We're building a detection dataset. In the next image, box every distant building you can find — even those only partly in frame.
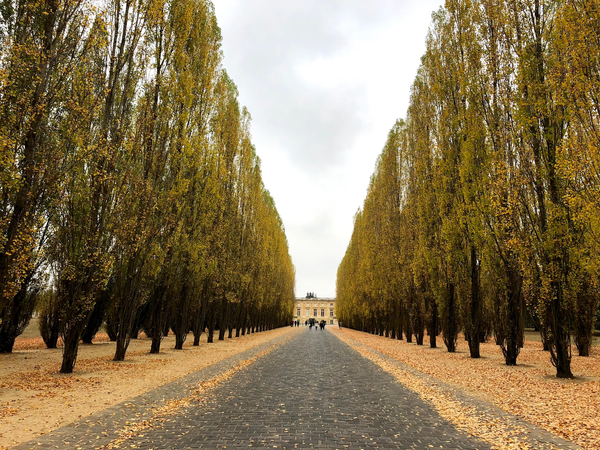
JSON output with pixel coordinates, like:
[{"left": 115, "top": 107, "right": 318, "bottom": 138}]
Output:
[{"left": 294, "top": 296, "right": 337, "bottom": 325}]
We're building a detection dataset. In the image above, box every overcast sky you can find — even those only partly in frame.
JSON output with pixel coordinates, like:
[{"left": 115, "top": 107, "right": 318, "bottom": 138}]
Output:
[{"left": 212, "top": 0, "right": 444, "bottom": 298}]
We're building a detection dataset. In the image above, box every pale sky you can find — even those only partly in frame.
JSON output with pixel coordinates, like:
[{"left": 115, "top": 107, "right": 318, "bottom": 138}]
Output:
[{"left": 212, "top": 0, "right": 444, "bottom": 297}]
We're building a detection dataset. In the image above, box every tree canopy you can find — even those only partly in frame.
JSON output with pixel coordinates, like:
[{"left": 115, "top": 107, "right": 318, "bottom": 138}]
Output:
[
  {"left": 0, "top": 0, "right": 295, "bottom": 373},
  {"left": 336, "top": 0, "right": 600, "bottom": 379}
]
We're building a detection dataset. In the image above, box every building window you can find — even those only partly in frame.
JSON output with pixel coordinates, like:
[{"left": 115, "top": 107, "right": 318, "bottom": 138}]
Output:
[
  {"left": 313, "top": 309, "right": 317, "bottom": 317},
  {"left": 330, "top": 309, "right": 333, "bottom": 317},
  {"left": 321, "top": 309, "right": 325, "bottom": 317},
  {"left": 306, "top": 309, "right": 310, "bottom": 317},
  {"left": 297, "top": 309, "right": 301, "bottom": 317},
  {"left": 330, "top": 303, "right": 333, "bottom": 307}
]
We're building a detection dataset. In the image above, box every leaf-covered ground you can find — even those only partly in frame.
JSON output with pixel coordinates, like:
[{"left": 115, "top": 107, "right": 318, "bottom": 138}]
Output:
[
  {"left": 333, "top": 328, "right": 599, "bottom": 450},
  {"left": 12, "top": 333, "right": 111, "bottom": 351},
  {"left": 0, "top": 327, "right": 299, "bottom": 449},
  {"left": 101, "top": 345, "right": 278, "bottom": 449}
]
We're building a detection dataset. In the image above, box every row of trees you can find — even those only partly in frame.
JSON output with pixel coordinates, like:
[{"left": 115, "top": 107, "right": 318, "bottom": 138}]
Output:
[
  {"left": 0, "top": 0, "right": 295, "bottom": 373},
  {"left": 337, "top": 0, "right": 600, "bottom": 378}
]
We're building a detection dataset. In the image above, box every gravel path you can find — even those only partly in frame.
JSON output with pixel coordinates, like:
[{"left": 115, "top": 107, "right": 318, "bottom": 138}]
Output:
[{"left": 118, "top": 327, "right": 490, "bottom": 449}]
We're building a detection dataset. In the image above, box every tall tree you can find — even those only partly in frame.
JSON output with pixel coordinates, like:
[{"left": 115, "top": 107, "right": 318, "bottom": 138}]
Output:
[{"left": 0, "top": 0, "right": 97, "bottom": 352}]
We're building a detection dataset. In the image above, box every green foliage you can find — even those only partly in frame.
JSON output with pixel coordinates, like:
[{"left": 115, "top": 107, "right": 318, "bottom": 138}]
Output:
[
  {"left": 337, "top": 0, "right": 600, "bottom": 378},
  {"left": 0, "top": 0, "right": 295, "bottom": 370}
]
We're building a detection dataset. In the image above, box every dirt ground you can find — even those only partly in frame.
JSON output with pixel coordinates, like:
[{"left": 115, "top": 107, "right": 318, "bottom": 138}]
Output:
[
  {"left": 0, "top": 325, "right": 299, "bottom": 449},
  {"left": 333, "top": 328, "right": 600, "bottom": 450}
]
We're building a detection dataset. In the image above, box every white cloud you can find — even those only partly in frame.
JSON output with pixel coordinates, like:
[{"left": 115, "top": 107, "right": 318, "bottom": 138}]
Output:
[{"left": 213, "top": 0, "right": 444, "bottom": 297}]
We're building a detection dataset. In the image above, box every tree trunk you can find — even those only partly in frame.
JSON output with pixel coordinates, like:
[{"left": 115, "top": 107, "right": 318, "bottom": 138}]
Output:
[
  {"left": 150, "top": 335, "right": 161, "bottom": 354},
  {"left": 147, "top": 285, "right": 167, "bottom": 354},
  {"left": 81, "top": 291, "right": 110, "bottom": 344},
  {"left": 113, "top": 293, "right": 135, "bottom": 361},
  {"left": 429, "top": 298, "right": 438, "bottom": 349},
  {"left": 175, "top": 332, "right": 185, "bottom": 350},
  {"left": 207, "top": 308, "right": 216, "bottom": 343},
  {"left": 499, "top": 267, "right": 523, "bottom": 366},
  {"left": 46, "top": 330, "right": 59, "bottom": 349},
  {"left": 192, "top": 300, "right": 207, "bottom": 346},
  {"left": 466, "top": 246, "right": 481, "bottom": 358},
  {"left": 415, "top": 328, "right": 424, "bottom": 346},
  {"left": 467, "top": 332, "right": 480, "bottom": 358},
  {"left": 218, "top": 299, "right": 228, "bottom": 341},
  {"left": 502, "top": 342, "right": 519, "bottom": 366},
  {"left": 550, "top": 282, "right": 573, "bottom": 378},
  {"left": 577, "top": 343, "right": 590, "bottom": 357},
  {"left": 443, "top": 282, "right": 458, "bottom": 352},
  {"left": 0, "top": 272, "right": 38, "bottom": 353},
  {"left": 541, "top": 329, "right": 550, "bottom": 351},
  {"left": 219, "top": 300, "right": 229, "bottom": 341},
  {"left": 114, "top": 334, "right": 128, "bottom": 360},
  {"left": 397, "top": 309, "right": 403, "bottom": 340},
  {"left": 574, "top": 282, "right": 597, "bottom": 357},
  {"left": 0, "top": 333, "right": 16, "bottom": 353},
  {"left": 60, "top": 329, "right": 82, "bottom": 374},
  {"left": 413, "top": 299, "right": 425, "bottom": 346},
  {"left": 429, "top": 328, "right": 436, "bottom": 348}
]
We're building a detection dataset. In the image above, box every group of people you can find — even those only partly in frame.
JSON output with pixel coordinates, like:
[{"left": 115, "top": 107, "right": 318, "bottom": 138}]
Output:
[
  {"left": 307, "top": 320, "right": 326, "bottom": 330},
  {"left": 290, "top": 319, "right": 342, "bottom": 330},
  {"left": 290, "top": 319, "right": 328, "bottom": 330}
]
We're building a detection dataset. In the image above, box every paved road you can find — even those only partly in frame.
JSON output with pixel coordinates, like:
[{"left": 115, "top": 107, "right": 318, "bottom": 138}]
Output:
[{"left": 126, "top": 327, "right": 490, "bottom": 449}]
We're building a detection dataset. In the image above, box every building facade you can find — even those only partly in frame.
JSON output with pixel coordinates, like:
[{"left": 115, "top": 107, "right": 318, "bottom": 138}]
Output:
[{"left": 293, "top": 297, "right": 337, "bottom": 325}]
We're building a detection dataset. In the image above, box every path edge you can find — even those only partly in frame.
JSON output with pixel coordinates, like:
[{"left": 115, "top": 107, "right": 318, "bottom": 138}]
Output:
[
  {"left": 330, "top": 328, "right": 583, "bottom": 450},
  {"left": 13, "top": 329, "right": 300, "bottom": 450}
]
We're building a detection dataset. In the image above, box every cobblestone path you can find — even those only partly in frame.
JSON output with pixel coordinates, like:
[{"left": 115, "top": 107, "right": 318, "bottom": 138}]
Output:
[{"left": 124, "top": 328, "right": 490, "bottom": 449}]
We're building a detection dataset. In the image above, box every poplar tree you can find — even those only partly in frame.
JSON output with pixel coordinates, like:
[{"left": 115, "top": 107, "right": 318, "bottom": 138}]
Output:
[
  {"left": 0, "top": 0, "right": 95, "bottom": 352},
  {"left": 1, "top": 0, "right": 296, "bottom": 371},
  {"left": 337, "top": 0, "right": 598, "bottom": 378}
]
